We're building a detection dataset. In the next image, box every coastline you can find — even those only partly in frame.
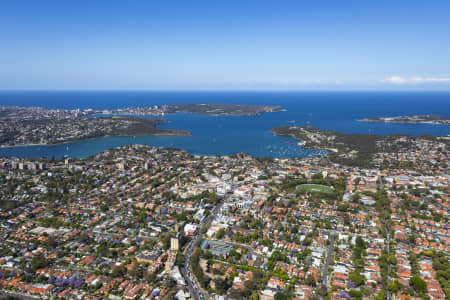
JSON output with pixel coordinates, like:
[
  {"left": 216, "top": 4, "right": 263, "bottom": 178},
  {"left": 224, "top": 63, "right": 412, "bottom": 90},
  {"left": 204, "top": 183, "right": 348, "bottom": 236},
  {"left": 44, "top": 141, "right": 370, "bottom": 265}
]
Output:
[
  {"left": 1, "top": 92, "right": 449, "bottom": 159},
  {"left": 0, "top": 131, "right": 192, "bottom": 149},
  {"left": 358, "top": 119, "right": 448, "bottom": 125},
  {"left": 358, "top": 116, "right": 450, "bottom": 126}
]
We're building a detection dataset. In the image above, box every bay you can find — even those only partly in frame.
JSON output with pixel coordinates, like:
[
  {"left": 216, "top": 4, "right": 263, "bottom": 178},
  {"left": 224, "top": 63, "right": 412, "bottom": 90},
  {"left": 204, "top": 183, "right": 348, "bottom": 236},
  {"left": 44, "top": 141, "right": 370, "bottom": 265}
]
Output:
[{"left": 0, "top": 91, "right": 449, "bottom": 158}]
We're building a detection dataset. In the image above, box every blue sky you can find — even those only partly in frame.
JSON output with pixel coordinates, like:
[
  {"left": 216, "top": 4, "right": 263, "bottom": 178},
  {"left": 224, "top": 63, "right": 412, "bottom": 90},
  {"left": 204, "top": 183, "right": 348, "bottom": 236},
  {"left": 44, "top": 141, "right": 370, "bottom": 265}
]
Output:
[{"left": 1, "top": 0, "right": 450, "bottom": 90}]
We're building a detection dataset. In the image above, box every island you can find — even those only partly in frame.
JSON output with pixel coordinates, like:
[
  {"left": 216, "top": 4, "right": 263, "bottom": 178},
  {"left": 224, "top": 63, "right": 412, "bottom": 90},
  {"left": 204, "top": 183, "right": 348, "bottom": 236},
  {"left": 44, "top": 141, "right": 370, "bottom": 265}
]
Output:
[
  {"left": 359, "top": 114, "right": 449, "bottom": 126},
  {"left": 271, "top": 126, "right": 447, "bottom": 167}
]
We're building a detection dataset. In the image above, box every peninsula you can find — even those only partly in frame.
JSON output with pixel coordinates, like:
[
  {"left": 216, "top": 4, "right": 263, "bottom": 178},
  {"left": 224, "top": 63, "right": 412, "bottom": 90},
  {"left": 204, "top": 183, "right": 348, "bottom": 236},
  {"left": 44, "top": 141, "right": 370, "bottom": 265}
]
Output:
[
  {"left": 270, "top": 126, "right": 446, "bottom": 167},
  {"left": 0, "top": 106, "right": 190, "bottom": 147},
  {"left": 359, "top": 114, "right": 450, "bottom": 126},
  {"left": 0, "top": 103, "right": 282, "bottom": 147},
  {"left": 103, "top": 103, "right": 283, "bottom": 116}
]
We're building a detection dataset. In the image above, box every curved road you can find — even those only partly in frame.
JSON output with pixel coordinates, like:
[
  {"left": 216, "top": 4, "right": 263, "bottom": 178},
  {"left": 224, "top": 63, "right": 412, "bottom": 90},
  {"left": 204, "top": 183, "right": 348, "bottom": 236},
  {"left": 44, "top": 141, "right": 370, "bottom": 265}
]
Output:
[{"left": 180, "top": 194, "right": 228, "bottom": 300}]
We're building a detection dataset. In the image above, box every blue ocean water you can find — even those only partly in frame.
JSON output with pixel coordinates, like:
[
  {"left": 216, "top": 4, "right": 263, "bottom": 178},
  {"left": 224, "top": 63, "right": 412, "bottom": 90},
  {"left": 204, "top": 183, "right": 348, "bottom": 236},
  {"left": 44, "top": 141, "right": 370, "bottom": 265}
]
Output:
[{"left": 0, "top": 91, "right": 449, "bottom": 158}]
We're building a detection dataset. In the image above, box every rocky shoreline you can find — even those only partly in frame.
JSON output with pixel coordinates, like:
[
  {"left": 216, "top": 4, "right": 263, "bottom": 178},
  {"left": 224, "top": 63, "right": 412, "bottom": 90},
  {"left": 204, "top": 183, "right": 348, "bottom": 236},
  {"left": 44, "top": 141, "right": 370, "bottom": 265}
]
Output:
[{"left": 359, "top": 114, "right": 449, "bottom": 126}]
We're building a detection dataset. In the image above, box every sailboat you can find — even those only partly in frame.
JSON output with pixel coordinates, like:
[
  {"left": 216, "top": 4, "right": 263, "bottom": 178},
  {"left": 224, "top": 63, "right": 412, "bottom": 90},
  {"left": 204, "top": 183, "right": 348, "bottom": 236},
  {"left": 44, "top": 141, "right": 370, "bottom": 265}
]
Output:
[{"left": 64, "top": 145, "right": 69, "bottom": 158}]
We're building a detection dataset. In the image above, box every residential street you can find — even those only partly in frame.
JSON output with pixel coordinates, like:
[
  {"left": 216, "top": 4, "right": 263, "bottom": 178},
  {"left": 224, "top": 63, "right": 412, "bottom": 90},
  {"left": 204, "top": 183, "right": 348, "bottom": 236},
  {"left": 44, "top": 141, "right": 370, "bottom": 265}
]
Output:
[{"left": 180, "top": 193, "right": 228, "bottom": 300}]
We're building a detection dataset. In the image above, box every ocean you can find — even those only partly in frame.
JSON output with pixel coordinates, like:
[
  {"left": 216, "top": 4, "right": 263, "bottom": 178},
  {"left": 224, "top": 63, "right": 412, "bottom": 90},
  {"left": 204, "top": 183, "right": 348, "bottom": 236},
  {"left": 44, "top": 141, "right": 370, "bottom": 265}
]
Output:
[{"left": 0, "top": 91, "right": 449, "bottom": 158}]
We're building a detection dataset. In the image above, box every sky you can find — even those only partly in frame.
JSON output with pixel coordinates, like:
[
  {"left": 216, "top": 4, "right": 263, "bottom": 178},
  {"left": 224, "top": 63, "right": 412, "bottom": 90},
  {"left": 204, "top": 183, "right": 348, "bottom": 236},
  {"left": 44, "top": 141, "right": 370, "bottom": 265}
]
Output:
[{"left": 1, "top": 0, "right": 450, "bottom": 91}]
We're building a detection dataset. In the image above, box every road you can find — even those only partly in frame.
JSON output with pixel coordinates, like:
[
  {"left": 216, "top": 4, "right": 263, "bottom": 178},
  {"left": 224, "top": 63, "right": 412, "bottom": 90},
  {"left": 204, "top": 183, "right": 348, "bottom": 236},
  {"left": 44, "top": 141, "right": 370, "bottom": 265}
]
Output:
[
  {"left": 0, "top": 290, "right": 39, "bottom": 300},
  {"left": 180, "top": 193, "right": 228, "bottom": 300},
  {"left": 319, "top": 232, "right": 335, "bottom": 299},
  {"left": 385, "top": 229, "right": 392, "bottom": 300},
  {"left": 378, "top": 178, "right": 392, "bottom": 300}
]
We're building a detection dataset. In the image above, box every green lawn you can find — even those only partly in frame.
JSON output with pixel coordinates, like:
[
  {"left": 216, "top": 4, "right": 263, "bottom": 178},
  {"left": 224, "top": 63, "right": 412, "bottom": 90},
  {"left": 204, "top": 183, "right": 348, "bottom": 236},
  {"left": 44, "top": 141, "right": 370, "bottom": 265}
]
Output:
[{"left": 296, "top": 184, "right": 334, "bottom": 194}]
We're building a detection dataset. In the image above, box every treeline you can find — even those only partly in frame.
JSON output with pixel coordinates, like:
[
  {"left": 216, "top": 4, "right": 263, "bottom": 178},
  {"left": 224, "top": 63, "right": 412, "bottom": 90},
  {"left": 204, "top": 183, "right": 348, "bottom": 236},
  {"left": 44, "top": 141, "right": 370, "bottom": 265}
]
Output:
[
  {"left": 191, "top": 248, "right": 210, "bottom": 289},
  {"left": 432, "top": 251, "right": 449, "bottom": 298}
]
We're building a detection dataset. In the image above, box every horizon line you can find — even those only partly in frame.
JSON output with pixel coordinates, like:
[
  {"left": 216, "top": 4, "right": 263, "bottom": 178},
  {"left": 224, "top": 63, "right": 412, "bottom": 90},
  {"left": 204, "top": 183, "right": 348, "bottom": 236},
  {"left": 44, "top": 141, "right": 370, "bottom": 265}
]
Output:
[{"left": 1, "top": 89, "right": 450, "bottom": 93}]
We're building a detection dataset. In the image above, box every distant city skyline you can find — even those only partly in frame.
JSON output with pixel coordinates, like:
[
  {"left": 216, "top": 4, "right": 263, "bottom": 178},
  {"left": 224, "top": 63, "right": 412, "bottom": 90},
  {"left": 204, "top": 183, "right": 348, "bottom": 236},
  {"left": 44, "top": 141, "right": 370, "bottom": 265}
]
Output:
[{"left": 1, "top": 0, "right": 450, "bottom": 90}]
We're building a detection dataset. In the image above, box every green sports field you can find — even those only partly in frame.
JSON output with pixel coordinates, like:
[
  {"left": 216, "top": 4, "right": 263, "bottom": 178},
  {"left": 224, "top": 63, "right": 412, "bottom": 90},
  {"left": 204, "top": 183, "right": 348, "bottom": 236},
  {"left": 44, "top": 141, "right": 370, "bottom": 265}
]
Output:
[{"left": 296, "top": 184, "right": 334, "bottom": 194}]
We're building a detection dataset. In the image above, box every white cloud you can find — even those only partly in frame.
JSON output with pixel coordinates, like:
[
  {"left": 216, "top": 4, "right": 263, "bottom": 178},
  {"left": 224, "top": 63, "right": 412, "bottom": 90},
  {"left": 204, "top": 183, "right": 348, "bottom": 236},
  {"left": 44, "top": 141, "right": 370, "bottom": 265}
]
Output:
[
  {"left": 410, "top": 76, "right": 450, "bottom": 83},
  {"left": 383, "top": 76, "right": 409, "bottom": 84},
  {"left": 383, "top": 76, "right": 450, "bottom": 85}
]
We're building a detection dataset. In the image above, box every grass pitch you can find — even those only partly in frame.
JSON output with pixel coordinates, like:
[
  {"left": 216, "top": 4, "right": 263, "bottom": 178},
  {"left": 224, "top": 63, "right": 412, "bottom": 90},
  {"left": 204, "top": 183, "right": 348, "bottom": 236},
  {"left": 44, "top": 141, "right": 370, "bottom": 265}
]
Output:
[{"left": 297, "top": 184, "right": 334, "bottom": 194}]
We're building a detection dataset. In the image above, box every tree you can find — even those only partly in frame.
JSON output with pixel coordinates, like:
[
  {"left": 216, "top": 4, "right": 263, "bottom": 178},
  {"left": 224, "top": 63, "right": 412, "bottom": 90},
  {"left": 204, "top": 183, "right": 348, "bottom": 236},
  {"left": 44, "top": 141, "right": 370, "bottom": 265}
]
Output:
[
  {"left": 161, "top": 234, "right": 171, "bottom": 250},
  {"left": 349, "top": 290, "right": 363, "bottom": 299},
  {"left": 388, "top": 254, "right": 397, "bottom": 265},
  {"left": 275, "top": 292, "right": 289, "bottom": 300},
  {"left": 388, "top": 280, "right": 402, "bottom": 293},
  {"left": 96, "top": 241, "right": 110, "bottom": 257},
  {"left": 338, "top": 203, "right": 349, "bottom": 212},
  {"left": 318, "top": 285, "right": 328, "bottom": 297},
  {"left": 31, "top": 254, "right": 49, "bottom": 272},
  {"left": 175, "top": 253, "right": 184, "bottom": 266},
  {"left": 111, "top": 265, "right": 127, "bottom": 277},
  {"left": 216, "top": 228, "right": 226, "bottom": 239},
  {"left": 351, "top": 193, "right": 361, "bottom": 202},
  {"left": 349, "top": 272, "right": 365, "bottom": 286},
  {"left": 214, "top": 278, "right": 229, "bottom": 294},
  {"left": 410, "top": 275, "right": 427, "bottom": 293},
  {"left": 44, "top": 236, "right": 58, "bottom": 248},
  {"left": 305, "top": 274, "right": 317, "bottom": 286},
  {"left": 130, "top": 263, "right": 145, "bottom": 278},
  {"left": 355, "top": 236, "right": 365, "bottom": 249}
]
